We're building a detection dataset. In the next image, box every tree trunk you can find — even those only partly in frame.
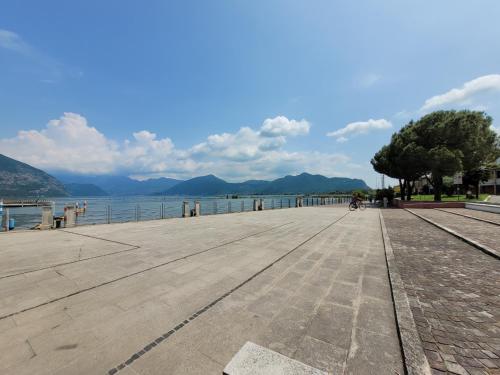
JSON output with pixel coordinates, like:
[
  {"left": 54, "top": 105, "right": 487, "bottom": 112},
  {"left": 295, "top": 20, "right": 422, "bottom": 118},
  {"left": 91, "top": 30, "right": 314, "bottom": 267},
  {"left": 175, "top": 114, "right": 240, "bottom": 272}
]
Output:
[
  {"left": 433, "top": 176, "right": 443, "bottom": 201},
  {"left": 406, "top": 181, "right": 413, "bottom": 201},
  {"left": 399, "top": 179, "right": 405, "bottom": 201}
]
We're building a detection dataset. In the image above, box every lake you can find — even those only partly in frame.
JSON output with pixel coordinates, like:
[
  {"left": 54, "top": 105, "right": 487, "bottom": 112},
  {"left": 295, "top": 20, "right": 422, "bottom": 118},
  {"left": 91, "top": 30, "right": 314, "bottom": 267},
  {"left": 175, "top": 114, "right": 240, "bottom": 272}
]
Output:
[{"left": 3, "top": 194, "right": 351, "bottom": 229}]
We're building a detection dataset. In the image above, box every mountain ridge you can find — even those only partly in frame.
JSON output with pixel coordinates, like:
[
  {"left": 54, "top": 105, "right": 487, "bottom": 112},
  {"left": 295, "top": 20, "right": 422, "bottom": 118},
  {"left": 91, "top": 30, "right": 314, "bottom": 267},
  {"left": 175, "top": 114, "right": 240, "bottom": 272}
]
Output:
[
  {"left": 164, "top": 172, "right": 369, "bottom": 196},
  {"left": 0, "top": 154, "right": 69, "bottom": 198}
]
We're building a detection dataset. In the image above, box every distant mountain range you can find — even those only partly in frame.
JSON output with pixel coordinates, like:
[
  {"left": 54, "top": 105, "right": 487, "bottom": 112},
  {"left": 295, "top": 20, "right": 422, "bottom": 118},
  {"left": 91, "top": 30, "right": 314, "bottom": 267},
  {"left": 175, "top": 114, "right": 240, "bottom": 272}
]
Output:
[
  {"left": 55, "top": 174, "right": 182, "bottom": 196},
  {"left": 163, "top": 173, "right": 369, "bottom": 196},
  {"left": 0, "top": 154, "right": 370, "bottom": 198},
  {"left": 0, "top": 154, "right": 68, "bottom": 198}
]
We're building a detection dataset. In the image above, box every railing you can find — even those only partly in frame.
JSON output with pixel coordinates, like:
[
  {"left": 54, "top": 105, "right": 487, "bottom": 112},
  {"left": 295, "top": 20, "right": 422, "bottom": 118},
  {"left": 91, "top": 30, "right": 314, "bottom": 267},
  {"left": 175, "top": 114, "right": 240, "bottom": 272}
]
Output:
[{"left": 2, "top": 195, "right": 353, "bottom": 230}]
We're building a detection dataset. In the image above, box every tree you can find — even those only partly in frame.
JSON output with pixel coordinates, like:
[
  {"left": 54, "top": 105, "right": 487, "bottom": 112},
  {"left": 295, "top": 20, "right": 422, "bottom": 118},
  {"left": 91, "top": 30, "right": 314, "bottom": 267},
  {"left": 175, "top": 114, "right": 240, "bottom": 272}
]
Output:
[
  {"left": 372, "top": 110, "right": 499, "bottom": 202},
  {"left": 411, "top": 110, "right": 499, "bottom": 201},
  {"left": 371, "top": 122, "right": 427, "bottom": 200}
]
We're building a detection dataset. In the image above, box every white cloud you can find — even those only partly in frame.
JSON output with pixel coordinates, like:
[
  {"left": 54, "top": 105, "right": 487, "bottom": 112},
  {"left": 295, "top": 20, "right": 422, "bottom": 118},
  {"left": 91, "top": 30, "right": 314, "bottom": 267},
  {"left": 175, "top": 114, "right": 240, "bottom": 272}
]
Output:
[
  {"left": 421, "top": 74, "right": 500, "bottom": 112},
  {"left": 326, "top": 119, "right": 392, "bottom": 142},
  {"left": 0, "top": 29, "right": 31, "bottom": 55},
  {"left": 0, "top": 113, "right": 351, "bottom": 181},
  {"left": 259, "top": 116, "right": 310, "bottom": 137}
]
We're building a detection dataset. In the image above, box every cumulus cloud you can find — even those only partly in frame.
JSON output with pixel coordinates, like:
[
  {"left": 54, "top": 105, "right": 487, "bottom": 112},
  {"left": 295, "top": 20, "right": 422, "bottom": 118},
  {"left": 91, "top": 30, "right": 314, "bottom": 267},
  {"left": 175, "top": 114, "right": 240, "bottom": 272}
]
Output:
[
  {"left": 0, "top": 113, "right": 120, "bottom": 174},
  {"left": 326, "top": 119, "right": 392, "bottom": 142},
  {"left": 259, "top": 116, "right": 310, "bottom": 137},
  {"left": 421, "top": 74, "right": 500, "bottom": 112},
  {"left": 0, "top": 113, "right": 350, "bottom": 181}
]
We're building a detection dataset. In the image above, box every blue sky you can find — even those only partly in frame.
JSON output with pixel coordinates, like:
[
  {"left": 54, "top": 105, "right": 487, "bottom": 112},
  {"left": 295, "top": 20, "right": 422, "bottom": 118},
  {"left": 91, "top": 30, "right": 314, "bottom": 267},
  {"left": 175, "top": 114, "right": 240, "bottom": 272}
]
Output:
[{"left": 1, "top": 1, "right": 499, "bottom": 186}]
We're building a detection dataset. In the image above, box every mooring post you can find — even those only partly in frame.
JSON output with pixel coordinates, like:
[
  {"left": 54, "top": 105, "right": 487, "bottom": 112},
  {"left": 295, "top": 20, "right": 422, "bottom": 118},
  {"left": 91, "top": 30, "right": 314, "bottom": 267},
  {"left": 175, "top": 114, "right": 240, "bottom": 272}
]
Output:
[
  {"left": 194, "top": 201, "right": 200, "bottom": 216},
  {"left": 259, "top": 198, "right": 264, "bottom": 211},
  {"left": 182, "top": 201, "right": 189, "bottom": 217},
  {"left": 2, "top": 207, "right": 9, "bottom": 232},
  {"left": 40, "top": 206, "right": 53, "bottom": 230},
  {"left": 64, "top": 205, "right": 76, "bottom": 227},
  {"left": 253, "top": 199, "right": 258, "bottom": 211}
]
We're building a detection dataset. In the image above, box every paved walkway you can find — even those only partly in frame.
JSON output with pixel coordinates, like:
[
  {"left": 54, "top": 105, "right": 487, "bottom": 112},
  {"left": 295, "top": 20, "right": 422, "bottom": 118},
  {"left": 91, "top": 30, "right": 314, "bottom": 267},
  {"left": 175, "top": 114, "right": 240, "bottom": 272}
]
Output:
[
  {"left": 488, "top": 196, "right": 500, "bottom": 204},
  {"left": 409, "top": 209, "right": 500, "bottom": 254},
  {"left": 436, "top": 209, "right": 500, "bottom": 225},
  {"left": 383, "top": 209, "right": 500, "bottom": 375},
  {"left": 0, "top": 207, "right": 402, "bottom": 374}
]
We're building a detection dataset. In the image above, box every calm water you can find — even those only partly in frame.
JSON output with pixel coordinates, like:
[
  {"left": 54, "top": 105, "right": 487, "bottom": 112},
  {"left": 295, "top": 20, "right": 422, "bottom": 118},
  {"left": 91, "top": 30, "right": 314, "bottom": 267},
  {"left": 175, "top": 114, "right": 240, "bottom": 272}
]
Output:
[{"left": 4, "top": 195, "right": 350, "bottom": 229}]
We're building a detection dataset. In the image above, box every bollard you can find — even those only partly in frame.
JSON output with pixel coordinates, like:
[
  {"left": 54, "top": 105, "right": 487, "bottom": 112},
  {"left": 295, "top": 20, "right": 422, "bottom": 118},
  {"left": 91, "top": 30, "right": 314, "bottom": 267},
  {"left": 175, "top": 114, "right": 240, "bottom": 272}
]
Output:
[
  {"left": 253, "top": 199, "right": 259, "bottom": 211},
  {"left": 40, "top": 206, "right": 53, "bottom": 230},
  {"left": 64, "top": 205, "right": 76, "bottom": 227},
  {"left": 182, "top": 201, "right": 190, "bottom": 217},
  {"left": 259, "top": 198, "right": 264, "bottom": 211},
  {"left": 228, "top": 201, "right": 232, "bottom": 213},
  {"left": 383, "top": 197, "right": 388, "bottom": 208},
  {"left": 194, "top": 201, "right": 200, "bottom": 216},
  {"left": 241, "top": 201, "right": 244, "bottom": 212},
  {"left": 2, "top": 207, "right": 9, "bottom": 232}
]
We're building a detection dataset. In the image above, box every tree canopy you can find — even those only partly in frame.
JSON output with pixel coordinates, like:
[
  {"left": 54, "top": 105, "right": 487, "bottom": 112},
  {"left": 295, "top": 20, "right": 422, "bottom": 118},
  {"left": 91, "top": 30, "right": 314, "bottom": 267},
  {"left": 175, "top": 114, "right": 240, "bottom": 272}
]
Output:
[{"left": 371, "top": 110, "right": 499, "bottom": 201}]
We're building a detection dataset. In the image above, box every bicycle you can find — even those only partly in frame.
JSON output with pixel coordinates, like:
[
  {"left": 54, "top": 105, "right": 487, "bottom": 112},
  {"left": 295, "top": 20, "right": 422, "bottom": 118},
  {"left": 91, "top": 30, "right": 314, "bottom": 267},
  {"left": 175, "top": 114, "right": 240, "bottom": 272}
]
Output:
[{"left": 348, "top": 200, "right": 366, "bottom": 211}]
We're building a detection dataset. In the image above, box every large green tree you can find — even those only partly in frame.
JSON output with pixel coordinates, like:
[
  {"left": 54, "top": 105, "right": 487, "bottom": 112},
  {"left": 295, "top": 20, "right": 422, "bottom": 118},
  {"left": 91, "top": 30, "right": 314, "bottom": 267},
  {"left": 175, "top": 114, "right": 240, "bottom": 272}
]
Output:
[
  {"left": 411, "top": 110, "right": 498, "bottom": 201},
  {"left": 371, "top": 122, "right": 426, "bottom": 200},
  {"left": 372, "top": 110, "right": 499, "bottom": 202}
]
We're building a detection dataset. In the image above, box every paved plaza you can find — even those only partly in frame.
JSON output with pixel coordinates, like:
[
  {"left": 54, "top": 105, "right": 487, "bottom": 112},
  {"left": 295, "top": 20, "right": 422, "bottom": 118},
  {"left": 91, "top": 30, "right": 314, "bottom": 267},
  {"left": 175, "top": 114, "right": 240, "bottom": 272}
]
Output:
[
  {"left": 383, "top": 209, "right": 500, "bottom": 375},
  {"left": 1, "top": 205, "right": 499, "bottom": 375},
  {"left": 0, "top": 207, "right": 403, "bottom": 375}
]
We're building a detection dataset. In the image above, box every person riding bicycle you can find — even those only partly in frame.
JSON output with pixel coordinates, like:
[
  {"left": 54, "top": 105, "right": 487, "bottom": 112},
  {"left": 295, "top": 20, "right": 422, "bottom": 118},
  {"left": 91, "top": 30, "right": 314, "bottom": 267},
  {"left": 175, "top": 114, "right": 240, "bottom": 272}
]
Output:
[{"left": 350, "top": 193, "right": 362, "bottom": 207}]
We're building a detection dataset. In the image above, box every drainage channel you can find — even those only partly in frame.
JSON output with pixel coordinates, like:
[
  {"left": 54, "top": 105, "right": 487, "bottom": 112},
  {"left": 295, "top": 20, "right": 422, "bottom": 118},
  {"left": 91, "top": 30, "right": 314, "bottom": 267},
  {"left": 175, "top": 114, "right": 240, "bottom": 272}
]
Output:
[
  {"left": 107, "top": 211, "right": 350, "bottom": 375},
  {"left": 0, "top": 221, "right": 294, "bottom": 321}
]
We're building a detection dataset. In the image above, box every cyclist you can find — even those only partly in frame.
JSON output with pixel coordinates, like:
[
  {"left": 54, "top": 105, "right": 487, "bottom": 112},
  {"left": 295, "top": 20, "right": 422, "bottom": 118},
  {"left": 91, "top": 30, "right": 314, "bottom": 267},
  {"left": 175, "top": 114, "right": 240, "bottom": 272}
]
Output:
[{"left": 350, "top": 193, "right": 362, "bottom": 208}]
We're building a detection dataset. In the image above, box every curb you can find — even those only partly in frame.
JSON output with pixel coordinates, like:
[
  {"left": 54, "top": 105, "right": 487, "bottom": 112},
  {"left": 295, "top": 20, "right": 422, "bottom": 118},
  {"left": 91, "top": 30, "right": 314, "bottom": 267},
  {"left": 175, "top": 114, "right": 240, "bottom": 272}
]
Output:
[
  {"left": 433, "top": 208, "right": 500, "bottom": 227},
  {"left": 379, "top": 210, "right": 432, "bottom": 375},
  {"left": 405, "top": 209, "right": 500, "bottom": 259}
]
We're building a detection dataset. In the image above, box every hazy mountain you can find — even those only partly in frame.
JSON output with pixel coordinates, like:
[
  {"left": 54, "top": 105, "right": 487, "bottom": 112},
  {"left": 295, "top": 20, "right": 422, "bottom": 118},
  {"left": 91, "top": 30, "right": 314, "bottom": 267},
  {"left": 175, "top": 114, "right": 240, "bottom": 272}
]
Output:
[
  {"left": 64, "top": 183, "right": 109, "bottom": 197},
  {"left": 259, "top": 173, "right": 369, "bottom": 194},
  {"left": 0, "top": 154, "right": 68, "bottom": 198},
  {"left": 56, "top": 174, "right": 182, "bottom": 195},
  {"left": 164, "top": 172, "right": 369, "bottom": 196}
]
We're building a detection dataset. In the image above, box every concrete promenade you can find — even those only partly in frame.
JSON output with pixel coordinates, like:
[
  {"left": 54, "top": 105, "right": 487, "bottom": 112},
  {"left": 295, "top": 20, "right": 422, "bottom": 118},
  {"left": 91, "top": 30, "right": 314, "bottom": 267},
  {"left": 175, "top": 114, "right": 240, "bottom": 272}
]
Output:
[{"left": 0, "top": 207, "right": 403, "bottom": 374}]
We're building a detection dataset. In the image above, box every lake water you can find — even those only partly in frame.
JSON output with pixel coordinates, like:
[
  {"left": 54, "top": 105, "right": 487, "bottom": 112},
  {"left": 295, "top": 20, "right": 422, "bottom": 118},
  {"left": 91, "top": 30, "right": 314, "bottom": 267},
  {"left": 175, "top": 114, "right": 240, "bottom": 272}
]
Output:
[{"left": 4, "top": 195, "right": 351, "bottom": 229}]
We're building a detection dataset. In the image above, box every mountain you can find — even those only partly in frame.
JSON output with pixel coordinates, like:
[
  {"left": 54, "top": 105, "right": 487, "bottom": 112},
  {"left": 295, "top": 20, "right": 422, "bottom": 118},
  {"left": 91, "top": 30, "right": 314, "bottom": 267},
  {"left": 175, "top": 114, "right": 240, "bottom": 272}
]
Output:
[
  {"left": 64, "top": 183, "right": 109, "bottom": 197},
  {"left": 259, "top": 173, "right": 369, "bottom": 194},
  {"left": 56, "top": 174, "right": 182, "bottom": 195},
  {"left": 0, "top": 154, "right": 68, "bottom": 198},
  {"left": 164, "top": 172, "right": 370, "bottom": 196}
]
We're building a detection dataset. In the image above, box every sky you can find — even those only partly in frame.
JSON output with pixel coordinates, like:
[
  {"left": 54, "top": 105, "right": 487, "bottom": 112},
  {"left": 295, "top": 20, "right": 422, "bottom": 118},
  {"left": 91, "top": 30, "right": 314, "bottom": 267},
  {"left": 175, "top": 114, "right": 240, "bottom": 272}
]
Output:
[{"left": 1, "top": 1, "right": 499, "bottom": 187}]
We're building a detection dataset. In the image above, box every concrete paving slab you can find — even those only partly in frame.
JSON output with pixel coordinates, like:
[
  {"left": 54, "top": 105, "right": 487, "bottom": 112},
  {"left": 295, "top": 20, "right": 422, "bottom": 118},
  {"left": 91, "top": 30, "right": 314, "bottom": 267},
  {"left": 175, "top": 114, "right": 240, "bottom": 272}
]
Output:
[
  {"left": 223, "top": 341, "right": 327, "bottom": 375},
  {"left": 0, "top": 207, "right": 403, "bottom": 374}
]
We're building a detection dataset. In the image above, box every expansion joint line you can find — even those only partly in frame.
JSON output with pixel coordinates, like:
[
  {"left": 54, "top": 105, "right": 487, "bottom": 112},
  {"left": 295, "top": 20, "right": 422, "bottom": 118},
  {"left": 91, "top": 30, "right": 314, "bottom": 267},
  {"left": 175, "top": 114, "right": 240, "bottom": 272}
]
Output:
[
  {"left": 107, "top": 211, "right": 350, "bottom": 375},
  {"left": 0, "top": 221, "right": 293, "bottom": 321}
]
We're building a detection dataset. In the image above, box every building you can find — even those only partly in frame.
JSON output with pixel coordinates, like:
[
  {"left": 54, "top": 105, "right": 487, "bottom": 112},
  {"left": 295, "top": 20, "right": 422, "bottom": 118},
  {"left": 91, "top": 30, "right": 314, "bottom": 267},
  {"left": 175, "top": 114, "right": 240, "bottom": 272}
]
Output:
[{"left": 479, "top": 159, "right": 500, "bottom": 195}]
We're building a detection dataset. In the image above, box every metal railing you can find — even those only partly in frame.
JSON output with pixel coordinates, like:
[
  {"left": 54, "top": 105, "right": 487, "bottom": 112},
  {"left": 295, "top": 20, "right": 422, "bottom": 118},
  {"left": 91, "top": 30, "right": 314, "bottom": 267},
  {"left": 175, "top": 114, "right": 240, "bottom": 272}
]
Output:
[{"left": 3, "top": 195, "right": 353, "bottom": 230}]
